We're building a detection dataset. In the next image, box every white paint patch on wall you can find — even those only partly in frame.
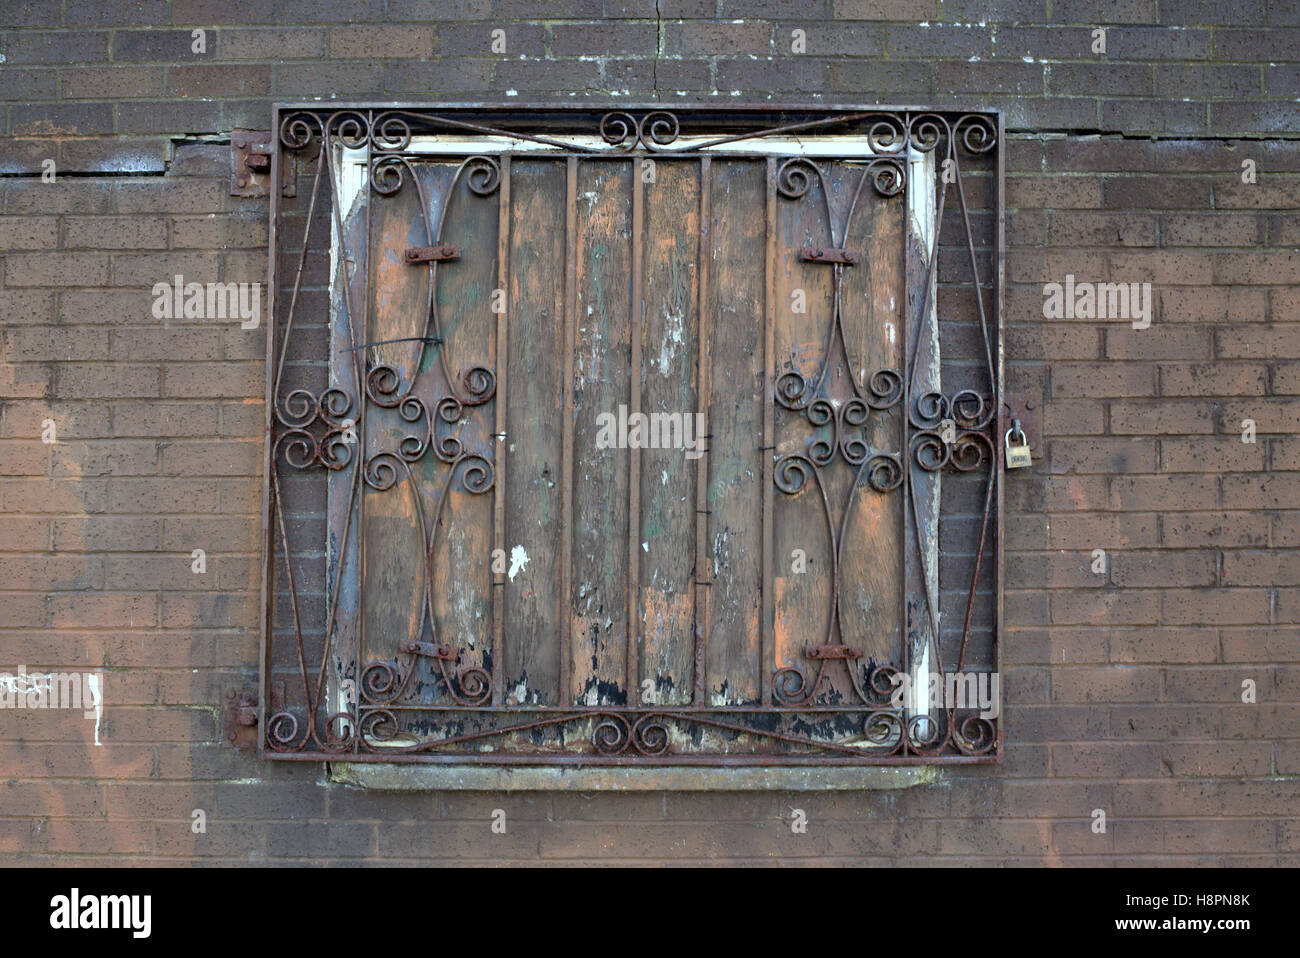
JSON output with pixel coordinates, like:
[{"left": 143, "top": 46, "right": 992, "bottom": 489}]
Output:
[{"left": 86, "top": 672, "right": 102, "bottom": 746}]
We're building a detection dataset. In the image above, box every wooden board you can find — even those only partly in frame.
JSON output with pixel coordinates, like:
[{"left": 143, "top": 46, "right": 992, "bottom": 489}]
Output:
[
  {"left": 704, "top": 159, "right": 765, "bottom": 706},
  {"left": 325, "top": 149, "right": 935, "bottom": 749},
  {"left": 503, "top": 159, "right": 566, "bottom": 705},
  {"left": 637, "top": 159, "right": 700, "bottom": 707},
  {"left": 570, "top": 159, "right": 632, "bottom": 707}
]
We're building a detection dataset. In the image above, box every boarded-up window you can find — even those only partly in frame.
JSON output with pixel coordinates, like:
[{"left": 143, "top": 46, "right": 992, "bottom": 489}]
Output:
[{"left": 264, "top": 106, "right": 1004, "bottom": 767}]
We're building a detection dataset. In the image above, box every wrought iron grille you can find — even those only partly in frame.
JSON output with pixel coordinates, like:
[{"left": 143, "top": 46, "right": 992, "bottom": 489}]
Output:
[{"left": 262, "top": 104, "right": 1004, "bottom": 765}]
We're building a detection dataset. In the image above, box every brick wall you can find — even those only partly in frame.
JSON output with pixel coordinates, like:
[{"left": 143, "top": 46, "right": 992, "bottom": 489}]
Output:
[{"left": 1, "top": 1, "right": 1297, "bottom": 864}]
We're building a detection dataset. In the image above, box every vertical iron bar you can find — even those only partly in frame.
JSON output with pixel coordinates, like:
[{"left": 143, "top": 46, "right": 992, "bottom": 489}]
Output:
[
  {"left": 761, "top": 157, "right": 776, "bottom": 707},
  {"left": 322, "top": 118, "right": 365, "bottom": 750},
  {"left": 492, "top": 155, "right": 511, "bottom": 706},
  {"left": 359, "top": 114, "right": 373, "bottom": 710},
  {"left": 628, "top": 157, "right": 644, "bottom": 705},
  {"left": 259, "top": 107, "right": 281, "bottom": 755},
  {"left": 560, "top": 156, "right": 577, "bottom": 708},
  {"left": 994, "top": 111, "right": 1006, "bottom": 758},
  {"left": 901, "top": 135, "right": 913, "bottom": 712},
  {"left": 693, "top": 156, "right": 712, "bottom": 705}
]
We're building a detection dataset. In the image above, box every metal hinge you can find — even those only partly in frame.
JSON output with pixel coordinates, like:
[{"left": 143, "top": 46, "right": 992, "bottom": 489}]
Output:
[
  {"left": 223, "top": 686, "right": 258, "bottom": 749},
  {"left": 404, "top": 244, "right": 461, "bottom": 264},
  {"left": 230, "top": 130, "right": 295, "bottom": 198},
  {"left": 401, "top": 641, "right": 459, "bottom": 661},
  {"left": 798, "top": 246, "right": 860, "bottom": 265},
  {"left": 223, "top": 681, "right": 283, "bottom": 749},
  {"left": 805, "top": 644, "right": 863, "bottom": 660}
]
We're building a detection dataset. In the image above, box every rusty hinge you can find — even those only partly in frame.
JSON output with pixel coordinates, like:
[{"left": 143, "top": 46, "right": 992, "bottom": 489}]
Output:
[
  {"left": 223, "top": 681, "right": 283, "bottom": 749},
  {"left": 223, "top": 686, "right": 258, "bottom": 749},
  {"left": 799, "top": 246, "right": 859, "bottom": 265},
  {"left": 401, "top": 640, "right": 459, "bottom": 661},
  {"left": 231, "top": 130, "right": 295, "bottom": 198},
  {"left": 404, "top": 244, "right": 461, "bottom": 264},
  {"left": 805, "top": 644, "right": 863, "bottom": 660}
]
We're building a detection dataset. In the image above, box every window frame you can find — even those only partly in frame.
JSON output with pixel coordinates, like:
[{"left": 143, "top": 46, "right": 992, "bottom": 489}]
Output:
[{"left": 261, "top": 103, "right": 1006, "bottom": 770}]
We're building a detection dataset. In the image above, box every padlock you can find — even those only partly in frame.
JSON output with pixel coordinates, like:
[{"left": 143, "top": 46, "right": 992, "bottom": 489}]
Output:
[{"left": 1005, "top": 420, "right": 1032, "bottom": 469}]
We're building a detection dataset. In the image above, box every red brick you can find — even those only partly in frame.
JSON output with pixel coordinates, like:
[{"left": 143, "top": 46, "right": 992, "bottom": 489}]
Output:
[
  {"left": 1161, "top": 512, "right": 1270, "bottom": 547},
  {"left": 1160, "top": 437, "right": 1265, "bottom": 473},
  {"left": 49, "top": 592, "right": 157, "bottom": 629},
  {"left": 1216, "top": 326, "right": 1300, "bottom": 360},
  {"left": 1161, "top": 589, "right": 1270, "bottom": 625},
  {"left": 1050, "top": 437, "right": 1156, "bottom": 474},
  {"left": 1161, "top": 212, "right": 1261, "bottom": 246},
  {"left": 1052, "top": 589, "right": 1161, "bottom": 625},
  {"left": 1111, "top": 475, "right": 1219, "bottom": 510},
  {"left": 1105, "top": 327, "right": 1213, "bottom": 361},
  {"left": 1161, "top": 286, "right": 1269, "bottom": 324},
  {"left": 1223, "top": 474, "right": 1300, "bottom": 509},
  {"left": 1051, "top": 666, "right": 1163, "bottom": 703},
  {"left": 1110, "top": 704, "right": 1218, "bottom": 738},
  {"left": 1221, "top": 627, "right": 1300, "bottom": 662},
  {"left": 1051, "top": 362, "right": 1154, "bottom": 397},
  {"left": 1110, "top": 400, "right": 1217, "bottom": 434},
  {"left": 1047, "top": 512, "right": 1158, "bottom": 549},
  {"left": 1051, "top": 743, "right": 1164, "bottom": 777},
  {"left": 1161, "top": 743, "right": 1275, "bottom": 778},
  {"left": 1111, "top": 551, "right": 1216, "bottom": 587},
  {"left": 1222, "top": 550, "right": 1300, "bottom": 587},
  {"left": 1160, "top": 363, "right": 1268, "bottom": 396},
  {"left": 1110, "top": 629, "right": 1220, "bottom": 664}
]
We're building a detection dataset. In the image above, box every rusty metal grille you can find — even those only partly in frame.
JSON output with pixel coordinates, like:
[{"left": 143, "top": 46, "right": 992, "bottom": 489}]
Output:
[{"left": 261, "top": 104, "right": 1004, "bottom": 766}]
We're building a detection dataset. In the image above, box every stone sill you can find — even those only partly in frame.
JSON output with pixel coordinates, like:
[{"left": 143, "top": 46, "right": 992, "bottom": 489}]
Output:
[{"left": 329, "top": 762, "right": 939, "bottom": 791}]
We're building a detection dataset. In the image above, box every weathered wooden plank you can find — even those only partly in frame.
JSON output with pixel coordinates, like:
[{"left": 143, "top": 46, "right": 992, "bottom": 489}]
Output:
[
  {"left": 571, "top": 159, "right": 632, "bottom": 706},
  {"left": 492, "top": 156, "right": 510, "bottom": 706},
  {"left": 638, "top": 158, "right": 700, "bottom": 708},
  {"left": 840, "top": 162, "right": 905, "bottom": 669},
  {"left": 761, "top": 158, "right": 776, "bottom": 707},
  {"left": 503, "top": 158, "right": 566, "bottom": 706},
  {"left": 359, "top": 162, "right": 450, "bottom": 677},
  {"left": 627, "top": 160, "right": 644, "bottom": 705},
  {"left": 705, "top": 159, "right": 764, "bottom": 706},
  {"left": 771, "top": 158, "right": 838, "bottom": 704},
  {"left": 431, "top": 159, "right": 499, "bottom": 695},
  {"left": 692, "top": 155, "right": 711, "bottom": 706},
  {"left": 559, "top": 157, "right": 577, "bottom": 707}
]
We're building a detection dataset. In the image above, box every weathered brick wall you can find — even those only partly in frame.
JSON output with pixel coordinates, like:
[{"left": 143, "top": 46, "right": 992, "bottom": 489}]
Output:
[{"left": 1, "top": 1, "right": 1297, "bottom": 863}]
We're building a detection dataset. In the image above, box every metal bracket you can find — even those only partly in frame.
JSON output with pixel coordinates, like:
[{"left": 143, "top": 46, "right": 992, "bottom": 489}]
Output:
[
  {"left": 223, "top": 686, "right": 259, "bottom": 749},
  {"left": 798, "top": 246, "right": 860, "bottom": 265},
  {"left": 401, "top": 641, "right": 459, "bottom": 662},
  {"left": 404, "top": 244, "right": 461, "bottom": 264},
  {"left": 1003, "top": 396, "right": 1042, "bottom": 459},
  {"left": 805, "top": 644, "right": 863, "bottom": 660},
  {"left": 231, "top": 130, "right": 295, "bottom": 198}
]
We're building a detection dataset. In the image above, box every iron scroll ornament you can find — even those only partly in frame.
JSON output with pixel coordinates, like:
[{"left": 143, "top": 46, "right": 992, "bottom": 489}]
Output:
[
  {"left": 277, "top": 108, "right": 997, "bottom": 158},
  {"left": 764, "top": 133, "right": 998, "bottom": 757},
  {"left": 269, "top": 120, "right": 504, "bottom": 752}
]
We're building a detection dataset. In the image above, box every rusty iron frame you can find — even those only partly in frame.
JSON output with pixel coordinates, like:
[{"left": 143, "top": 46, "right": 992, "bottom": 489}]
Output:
[{"left": 261, "top": 104, "right": 1004, "bottom": 766}]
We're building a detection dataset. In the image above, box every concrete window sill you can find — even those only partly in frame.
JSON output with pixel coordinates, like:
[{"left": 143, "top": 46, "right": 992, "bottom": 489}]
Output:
[{"left": 329, "top": 763, "right": 940, "bottom": 791}]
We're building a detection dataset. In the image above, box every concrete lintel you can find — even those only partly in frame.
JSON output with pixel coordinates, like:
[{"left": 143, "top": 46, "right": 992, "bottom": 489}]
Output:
[{"left": 329, "top": 762, "right": 941, "bottom": 791}]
